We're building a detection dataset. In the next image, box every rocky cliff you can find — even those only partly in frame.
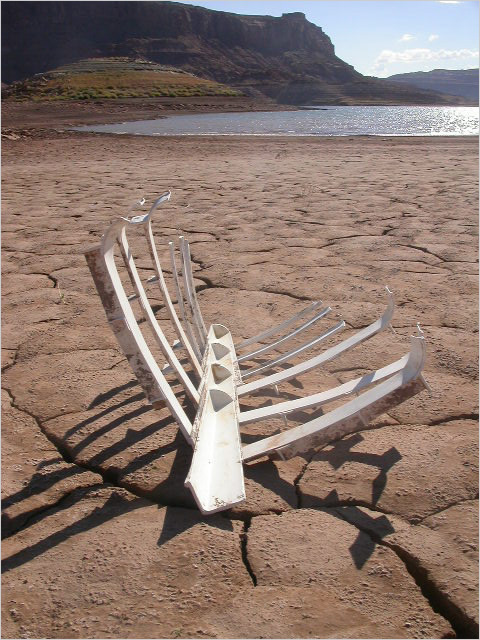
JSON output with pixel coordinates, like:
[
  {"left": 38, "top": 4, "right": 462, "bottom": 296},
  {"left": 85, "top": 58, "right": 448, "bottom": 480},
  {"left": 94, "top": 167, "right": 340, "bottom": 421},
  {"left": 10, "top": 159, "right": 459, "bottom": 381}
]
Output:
[
  {"left": 1, "top": 1, "right": 470, "bottom": 105},
  {"left": 387, "top": 69, "right": 479, "bottom": 103}
]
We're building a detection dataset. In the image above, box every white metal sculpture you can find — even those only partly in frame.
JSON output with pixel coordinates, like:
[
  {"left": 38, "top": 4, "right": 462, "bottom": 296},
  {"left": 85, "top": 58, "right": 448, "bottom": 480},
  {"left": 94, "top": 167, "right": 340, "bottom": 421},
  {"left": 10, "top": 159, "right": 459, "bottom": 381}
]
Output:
[
  {"left": 85, "top": 192, "right": 429, "bottom": 515},
  {"left": 185, "top": 324, "right": 245, "bottom": 514}
]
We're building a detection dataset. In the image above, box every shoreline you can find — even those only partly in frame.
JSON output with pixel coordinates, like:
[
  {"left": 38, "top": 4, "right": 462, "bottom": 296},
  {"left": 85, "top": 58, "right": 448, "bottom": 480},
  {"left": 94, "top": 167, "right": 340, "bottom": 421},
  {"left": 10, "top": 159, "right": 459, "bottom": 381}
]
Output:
[
  {"left": 2, "top": 97, "right": 477, "bottom": 138},
  {"left": 66, "top": 131, "right": 480, "bottom": 139},
  {"left": 0, "top": 96, "right": 297, "bottom": 132},
  {"left": 56, "top": 130, "right": 480, "bottom": 144},
  {"left": 5, "top": 128, "right": 478, "bottom": 143}
]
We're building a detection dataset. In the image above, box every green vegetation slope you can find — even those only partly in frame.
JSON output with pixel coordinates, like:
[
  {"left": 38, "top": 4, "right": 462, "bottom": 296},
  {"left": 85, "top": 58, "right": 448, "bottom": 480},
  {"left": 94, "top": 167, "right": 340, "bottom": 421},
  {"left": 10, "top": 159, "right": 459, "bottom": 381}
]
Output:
[{"left": 2, "top": 58, "right": 243, "bottom": 101}]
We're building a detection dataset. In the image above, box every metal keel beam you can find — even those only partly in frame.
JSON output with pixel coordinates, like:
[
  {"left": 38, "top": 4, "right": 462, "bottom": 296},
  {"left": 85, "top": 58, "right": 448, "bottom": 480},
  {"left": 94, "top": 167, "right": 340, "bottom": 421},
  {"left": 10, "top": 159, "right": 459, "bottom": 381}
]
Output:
[{"left": 185, "top": 325, "right": 245, "bottom": 514}]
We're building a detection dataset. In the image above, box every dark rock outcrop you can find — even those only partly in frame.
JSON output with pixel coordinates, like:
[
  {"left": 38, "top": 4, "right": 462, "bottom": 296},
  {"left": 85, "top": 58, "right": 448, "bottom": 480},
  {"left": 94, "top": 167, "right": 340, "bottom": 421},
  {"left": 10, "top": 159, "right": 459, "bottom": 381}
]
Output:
[
  {"left": 1, "top": 1, "right": 471, "bottom": 104},
  {"left": 387, "top": 69, "right": 479, "bottom": 103}
]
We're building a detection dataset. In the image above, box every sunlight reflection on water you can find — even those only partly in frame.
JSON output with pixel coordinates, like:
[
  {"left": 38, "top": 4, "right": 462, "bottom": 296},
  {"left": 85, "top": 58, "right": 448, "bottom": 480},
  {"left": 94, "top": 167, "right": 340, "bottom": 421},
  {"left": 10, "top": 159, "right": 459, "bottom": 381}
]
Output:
[{"left": 74, "top": 106, "right": 479, "bottom": 137}]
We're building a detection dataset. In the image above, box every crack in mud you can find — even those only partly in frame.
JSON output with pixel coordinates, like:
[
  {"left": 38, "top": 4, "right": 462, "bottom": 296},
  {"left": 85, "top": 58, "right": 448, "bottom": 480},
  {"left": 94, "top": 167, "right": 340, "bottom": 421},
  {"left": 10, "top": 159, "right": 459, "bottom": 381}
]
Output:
[
  {"left": 47, "top": 273, "right": 58, "bottom": 288},
  {"left": 333, "top": 506, "right": 477, "bottom": 638},
  {"left": 404, "top": 244, "right": 447, "bottom": 263},
  {"left": 1, "top": 347, "right": 19, "bottom": 374},
  {"left": 429, "top": 413, "right": 479, "bottom": 426},
  {"left": 3, "top": 380, "right": 478, "bottom": 634},
  {"left": 194, "top": 275, "right": 315, "bottom": 303},
  {"left": 386, "top": 543, "right": 478, "bottom": 638},
  {"left": 293, "top": 452, "right": 317, "bottom": 508},
  {"left": 2, "top": 481, "right": 106, "bottom": 541},
  {"left": 240, "top": 518, "right": 257, "bottom": 586},
  {"left": 3, "top": 386, "right": 114, "bottom": 488},
  {"left": 2, "top": 386, "right": 205, "bottom": 539},
  {"left": 416, "top": 496, "right": 479, "bottom": 524},
  {"left": 327, "top": 498, "right": 396, "bottom": 516}
]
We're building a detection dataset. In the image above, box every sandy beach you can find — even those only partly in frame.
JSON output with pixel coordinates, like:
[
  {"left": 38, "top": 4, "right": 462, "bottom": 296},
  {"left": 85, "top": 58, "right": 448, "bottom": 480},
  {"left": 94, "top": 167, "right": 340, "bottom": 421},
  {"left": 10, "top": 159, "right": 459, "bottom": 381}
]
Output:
[{"left": 1, "top": 121, "right": 478, "bottom": 638}]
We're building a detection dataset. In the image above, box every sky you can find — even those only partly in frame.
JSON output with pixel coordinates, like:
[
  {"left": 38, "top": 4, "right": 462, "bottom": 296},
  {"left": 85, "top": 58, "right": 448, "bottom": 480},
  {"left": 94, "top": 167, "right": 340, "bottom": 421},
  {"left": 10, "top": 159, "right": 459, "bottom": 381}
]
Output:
[{"left": 169, "top": 0, "right": 479, "bottom": 77}]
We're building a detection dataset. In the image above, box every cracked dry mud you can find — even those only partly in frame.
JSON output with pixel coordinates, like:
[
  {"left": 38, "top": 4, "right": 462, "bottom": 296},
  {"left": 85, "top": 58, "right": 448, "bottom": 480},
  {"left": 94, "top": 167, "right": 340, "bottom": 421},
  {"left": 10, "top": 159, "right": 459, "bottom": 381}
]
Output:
[{"left": 1, "top": 133, "right": 478, "bottom": 639}]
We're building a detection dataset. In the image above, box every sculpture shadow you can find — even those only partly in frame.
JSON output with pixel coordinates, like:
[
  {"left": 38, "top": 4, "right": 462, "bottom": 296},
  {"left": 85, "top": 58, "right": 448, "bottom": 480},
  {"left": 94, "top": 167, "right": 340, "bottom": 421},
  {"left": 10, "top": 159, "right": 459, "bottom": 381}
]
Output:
[
  {"left": 2, "top": 489, "right": 147, "bottom": 574},
  {"left": 2, "top": 375, "right": 401, "bottom": 573},
  {"left": 309, "top": 433, "right": 402, "bottom": 506},
  {"left": 157, "top": 504, "right": 233, "bottom": 548},
  {"left": 2, "top": 383, "right": 231, "bottom": 571},
  {"left": 1, "top": 461, "right": 96, "bottom": 538},
  {"left": 296, "top": 432, "right": 402, "bottom": 570},
  {"left": 1, "top": 380, "right": 194, "bottom": 539},
  {"left": 317, "top": 492, "right": 397, "bottom": 570}
]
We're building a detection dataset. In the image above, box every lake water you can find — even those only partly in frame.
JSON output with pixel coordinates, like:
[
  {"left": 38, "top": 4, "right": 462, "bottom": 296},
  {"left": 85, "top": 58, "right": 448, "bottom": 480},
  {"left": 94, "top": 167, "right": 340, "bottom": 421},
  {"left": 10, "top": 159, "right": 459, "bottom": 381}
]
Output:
[{"left": 75, "top": 106, "right": 479, "bottom": 137}]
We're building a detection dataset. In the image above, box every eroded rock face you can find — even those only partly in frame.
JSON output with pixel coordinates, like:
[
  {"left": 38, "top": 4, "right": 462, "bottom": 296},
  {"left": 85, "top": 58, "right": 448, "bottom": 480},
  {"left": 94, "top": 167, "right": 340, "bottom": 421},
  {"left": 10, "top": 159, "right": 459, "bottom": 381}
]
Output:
[
  {"left": 2, "top": 2, "right": 469, "bottom": 105},
  {"left": 0, "top": 2, "right": 339, "bottom": 90},
  {"left": 387, "top": 69, "right": 479, "bottom": 103}
]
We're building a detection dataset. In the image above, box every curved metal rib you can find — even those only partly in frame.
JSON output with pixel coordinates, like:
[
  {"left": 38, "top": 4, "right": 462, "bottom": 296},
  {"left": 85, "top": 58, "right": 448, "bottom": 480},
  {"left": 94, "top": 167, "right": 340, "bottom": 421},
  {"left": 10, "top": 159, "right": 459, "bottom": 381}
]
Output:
[
  {"left": 180, "top": 236, "right": 208, "bottom": 352},
  {"left": 240, "top": 319, "right": 346, "bottom": 380},
  {"left": 239, "top": 350, "right": 410, "bottom": 426},
  {"left": 117, "top": 226, "right": 200, "bottom": 406},
  {"left": 169, "top": 240, "right": 203, "bottom": 363},
  {"left": 87, "top": 191, "right": 431, "bottom": 516},
  {"left": 237, "top": 306, "right": 332, "bottom": 364},
  {"left": 85, "top": 218, "right": 194, "bottom": 444},
  {"left": 241, "top": 332, "right": 427, "bottom": 462},
  {"left": 141, "top": 199, "right": 202, "bottom": 379},
  {"left": 237, "top": 287, "right": 395, "bottom": 396},
  {"left": 235, "top": 300, "right": 324, "bottom": 350}
]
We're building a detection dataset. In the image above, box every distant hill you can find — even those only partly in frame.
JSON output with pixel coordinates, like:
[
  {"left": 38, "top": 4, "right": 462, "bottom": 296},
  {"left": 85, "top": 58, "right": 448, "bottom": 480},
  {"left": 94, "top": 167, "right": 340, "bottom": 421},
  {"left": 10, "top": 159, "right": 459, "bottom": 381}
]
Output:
[
  {"left": 1, "top": 1, "right": 473, "bottom": 105},
  {"left": 2, "top": 58, "right": 243, "bottom": 101},
  {"left": 387, "top": 69, "right": 479, "bottom": 103}
]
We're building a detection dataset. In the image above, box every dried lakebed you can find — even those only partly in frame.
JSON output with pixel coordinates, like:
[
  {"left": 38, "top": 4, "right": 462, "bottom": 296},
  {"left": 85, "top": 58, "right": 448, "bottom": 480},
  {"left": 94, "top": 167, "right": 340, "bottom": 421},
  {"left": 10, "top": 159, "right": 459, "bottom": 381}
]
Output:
[{"left": 1, "top": 133, "right": 478, "bottom": 638}]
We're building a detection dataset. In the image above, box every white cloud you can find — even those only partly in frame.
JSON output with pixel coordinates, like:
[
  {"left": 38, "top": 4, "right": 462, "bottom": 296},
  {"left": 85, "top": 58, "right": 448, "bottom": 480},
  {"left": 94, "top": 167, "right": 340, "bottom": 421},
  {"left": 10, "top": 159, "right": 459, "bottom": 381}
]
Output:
[
  {"left": 438, "top": 1, "right": 462, "bottom": 4},
  {"left": 399, "top": 34, "right": 415, "bottom": 42},
  {"left": 428, "top": 34, "right": 440, "bottom": 42},
  {"left": 372, "top": 47, "right": 479, "bottom": 72}
]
